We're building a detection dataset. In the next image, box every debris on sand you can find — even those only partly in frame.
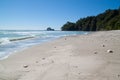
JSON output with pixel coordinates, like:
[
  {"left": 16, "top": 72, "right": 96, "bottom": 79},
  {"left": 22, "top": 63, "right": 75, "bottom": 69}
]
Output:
[
  {"left": 107, "top": 50, "right": 113, "bottom": 53},
  {"left": 102, "top": 45, "right": 105, "bottom": 47},
  {"left": 65, "top": 38, "right": 67, "bottom": 40},
  {"left": 118, "top": 74, "right": 120, "bottom": 77},
  {"left": 42, "top": 58, "right": 45, "bottom": 60},
  {"left": 94, "top": 52, "right": 98, "bottom": 54},
  {"left": 23, "top": 65, "right": 28, "bottom": 68},
  {"left": 51, "top": 60, "right": 54, "bottom": 63},
  {"left": 36, "top": 61, "right": 38, "bottom": 63}
]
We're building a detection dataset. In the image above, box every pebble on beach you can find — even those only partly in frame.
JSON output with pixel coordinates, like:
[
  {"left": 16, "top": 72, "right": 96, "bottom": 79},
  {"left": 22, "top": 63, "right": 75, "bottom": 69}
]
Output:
[
  {"left": 42, "top": 58, "right": 45, "bottom": 60},
  {"left": 65, "top": 38, "right": 67, "bottom": 40},
  {"left": 36, "top": 61, "right": 38, "bottom": 63},
  {"left": 102, "top": 45, "right": 105, "bottom": 47},
  {"left": 118, "top": 74, "right": 120, "bottom": 77},
  {"left": 23, "top": 65, "right": 28, "bottom": 68},
  {"left": 107, "top": 50, "right": 113, "bottom": 53},
  {"left": 94, "top": 52, "right": 98, "bottom": 54},
  {"left": 51, "top": 60, "right": 54, "bottom": 63}
]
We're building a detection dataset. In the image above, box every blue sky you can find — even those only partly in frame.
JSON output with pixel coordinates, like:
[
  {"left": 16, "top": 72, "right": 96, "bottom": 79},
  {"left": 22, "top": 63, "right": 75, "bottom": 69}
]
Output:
[{"left": 0, "top": 0, "right": 120, "bottom": 30}]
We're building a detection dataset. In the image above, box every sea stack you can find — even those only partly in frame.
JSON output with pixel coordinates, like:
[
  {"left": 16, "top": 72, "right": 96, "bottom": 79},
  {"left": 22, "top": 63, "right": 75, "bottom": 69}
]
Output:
[{"left": 46, "top": 27, "right": 55, "bottom": 31}]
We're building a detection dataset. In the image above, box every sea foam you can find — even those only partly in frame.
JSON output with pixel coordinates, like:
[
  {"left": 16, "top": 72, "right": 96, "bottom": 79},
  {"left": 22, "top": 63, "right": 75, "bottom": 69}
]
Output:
[{"left": 0, "top": 30, "right": 88, "bottom": 60}]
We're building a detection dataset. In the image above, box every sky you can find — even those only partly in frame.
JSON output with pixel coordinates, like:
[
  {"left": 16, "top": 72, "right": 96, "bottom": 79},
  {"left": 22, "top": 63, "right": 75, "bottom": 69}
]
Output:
[{"left": 0, "top": 0, "right": 120, "bottom": 30}]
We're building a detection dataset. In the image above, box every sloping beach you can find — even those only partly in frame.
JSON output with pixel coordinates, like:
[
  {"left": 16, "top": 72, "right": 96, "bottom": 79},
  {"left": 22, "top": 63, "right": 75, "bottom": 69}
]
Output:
[{"left": 0, "top": 30, "right": 120, "bottom": 80}]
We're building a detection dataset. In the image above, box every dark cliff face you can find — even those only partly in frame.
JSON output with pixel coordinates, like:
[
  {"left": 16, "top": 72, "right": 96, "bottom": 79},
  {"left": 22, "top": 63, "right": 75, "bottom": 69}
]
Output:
[
  {"left": 47, "top": 27, "right": 55, "bottom": 31},
  {"left": 61, "top": 8, "right": 120, "bottom": 31}
]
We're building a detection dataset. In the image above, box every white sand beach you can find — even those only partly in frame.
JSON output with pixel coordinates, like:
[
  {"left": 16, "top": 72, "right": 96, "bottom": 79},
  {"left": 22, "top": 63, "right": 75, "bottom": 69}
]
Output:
[{"left": 0, "top": 30, "right": 120, "bottom": 80}]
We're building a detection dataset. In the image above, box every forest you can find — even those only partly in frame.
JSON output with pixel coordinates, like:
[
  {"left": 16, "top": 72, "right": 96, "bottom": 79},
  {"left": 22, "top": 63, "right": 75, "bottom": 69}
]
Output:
[{"left": 61, "top": 8, "right": 120, "bottom": 31}]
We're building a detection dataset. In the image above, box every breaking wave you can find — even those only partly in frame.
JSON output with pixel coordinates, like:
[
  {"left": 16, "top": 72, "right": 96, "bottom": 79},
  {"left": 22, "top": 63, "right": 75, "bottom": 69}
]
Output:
[{"left": 0, "top": 36, "right": 35, "bottom": 45}]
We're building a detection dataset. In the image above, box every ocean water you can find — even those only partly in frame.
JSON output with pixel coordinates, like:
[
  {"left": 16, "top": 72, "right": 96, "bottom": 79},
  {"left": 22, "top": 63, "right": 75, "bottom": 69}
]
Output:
[{"left": 0, "top": 30, "right": 88, "bottom": 60}]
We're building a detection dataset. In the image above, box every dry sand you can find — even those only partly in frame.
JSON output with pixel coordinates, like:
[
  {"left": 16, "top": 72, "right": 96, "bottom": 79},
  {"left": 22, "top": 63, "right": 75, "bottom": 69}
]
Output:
[{"left": 0, "top": 30, "right": 120, "bottom": 80}]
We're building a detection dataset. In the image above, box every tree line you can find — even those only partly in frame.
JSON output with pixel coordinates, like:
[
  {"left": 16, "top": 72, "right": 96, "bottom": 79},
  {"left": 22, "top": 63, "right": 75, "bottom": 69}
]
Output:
[{"left": 61, "top": 8, "right": 120, "bottom": 31}]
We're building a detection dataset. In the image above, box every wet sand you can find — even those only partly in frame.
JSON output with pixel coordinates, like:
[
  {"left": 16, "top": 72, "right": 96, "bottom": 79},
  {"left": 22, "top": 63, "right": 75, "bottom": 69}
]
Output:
[{"left": 0, "top": 30, "right": 120, "bottom": 80}]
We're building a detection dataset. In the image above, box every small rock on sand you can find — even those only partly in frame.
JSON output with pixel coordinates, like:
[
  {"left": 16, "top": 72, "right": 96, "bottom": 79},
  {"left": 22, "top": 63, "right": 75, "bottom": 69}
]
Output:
[
  {"left": 105, "top": 40, "right": 107, "bottom": 41},
  {"left": 36, "top": 61, "right": 38, "bottom": 63},
  {"left": 118, "top": 75, "right": 120, "bottom": 77},
  {"left": 102, "top": 45, "right": 105, "bottom": 47},
  {"left": 94, "top": 52, "right": 98, "bottom": 54},
  {"left": 23, "top": 65, "right": 28, "bottom": 68},
  {"left": 51, "top": 60, "right": 54, "bottom": 63},
  {"left": 107, "top": 50, "right": 113, "bottom": 53},
  {"left": 73, "top": 66, "right": 78, "bottom": 68},
  {"left": 42, "top": 58, "right": 45, "bottom": 60}
]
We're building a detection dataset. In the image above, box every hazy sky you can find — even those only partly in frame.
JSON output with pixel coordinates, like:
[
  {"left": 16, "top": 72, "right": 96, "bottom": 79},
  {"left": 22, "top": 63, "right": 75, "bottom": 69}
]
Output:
[{"left": 0, "top": 0, "right": 120, "bottom": 30}]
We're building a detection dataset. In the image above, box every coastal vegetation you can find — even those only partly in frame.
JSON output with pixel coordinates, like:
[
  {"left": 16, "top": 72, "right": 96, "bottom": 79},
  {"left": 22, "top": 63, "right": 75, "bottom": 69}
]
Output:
[{"left": 61, "top": 8, "right": 120, "bottom": 31}]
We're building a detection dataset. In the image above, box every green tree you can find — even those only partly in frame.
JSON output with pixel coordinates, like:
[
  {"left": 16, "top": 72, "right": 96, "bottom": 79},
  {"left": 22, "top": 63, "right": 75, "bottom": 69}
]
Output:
[{"left": 61, "top": 8, "right": 120, "bottom": 31}]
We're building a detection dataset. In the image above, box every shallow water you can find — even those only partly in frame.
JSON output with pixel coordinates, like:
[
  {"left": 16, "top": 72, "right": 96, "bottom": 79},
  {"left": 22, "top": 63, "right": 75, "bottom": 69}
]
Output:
[{"left": 0, "top": 30, "right": 88, "bottom": 59}]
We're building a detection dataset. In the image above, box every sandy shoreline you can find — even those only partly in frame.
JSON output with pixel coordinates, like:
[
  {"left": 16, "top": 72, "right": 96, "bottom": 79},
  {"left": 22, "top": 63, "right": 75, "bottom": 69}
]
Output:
[{"left": 0, "top": 30, "right": 120, "bottom": 80}]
